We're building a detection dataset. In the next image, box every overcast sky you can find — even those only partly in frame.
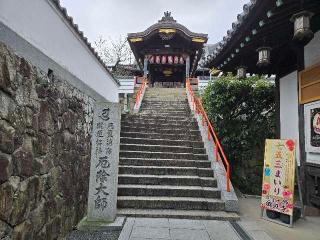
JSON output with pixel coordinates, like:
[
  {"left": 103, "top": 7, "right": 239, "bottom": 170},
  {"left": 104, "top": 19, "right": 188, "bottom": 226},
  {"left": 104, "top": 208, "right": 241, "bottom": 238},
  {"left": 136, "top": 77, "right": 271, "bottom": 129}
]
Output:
[{"left": 60, "top": 0, "right": 248, "bottom": 44}]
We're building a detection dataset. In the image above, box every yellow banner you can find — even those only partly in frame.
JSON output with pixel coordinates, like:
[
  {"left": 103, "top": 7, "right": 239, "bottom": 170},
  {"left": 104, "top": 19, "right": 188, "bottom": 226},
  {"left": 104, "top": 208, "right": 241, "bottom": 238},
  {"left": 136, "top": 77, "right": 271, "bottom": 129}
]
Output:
[{"left": 260, "top": 139, "right": 296, "bottom": 216}]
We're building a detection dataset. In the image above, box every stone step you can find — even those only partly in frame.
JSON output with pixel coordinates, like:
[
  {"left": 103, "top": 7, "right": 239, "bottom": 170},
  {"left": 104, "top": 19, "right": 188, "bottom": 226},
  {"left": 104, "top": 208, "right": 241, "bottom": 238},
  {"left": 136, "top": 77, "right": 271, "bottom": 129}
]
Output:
[
  {"left": 123, "top": 115, "right": 193, "bottom": 121},
  {"left": 119, "top": 150, "right": 208, "bottom": 160},
  {"left": 122, "top": 118, "right": 196, "bottom": 126},
  {"left": 143, "top": 98, "right": 186, "bottom": 101},
  {"left": 121, "top": 123, "right": 198, "bottom": 131},
  {"left": 118, "top": 184, "right": 221, "bottom": 198},
  {"left": 141, "top": 105, "right": 189, "bottom": 109},
  {"left": 120, "top": 137, "right": 204, "bottom": 148},
  {"left": 142, "top": 99, "right": 187, "bottom": 102},
  {"left": 120, "top": 132, "right": 202, "bottom": 141},
  {"left": 118, "top": 174, "right": 217, "bottom": 187},
  {"left": 119, "top": 158, "right": 211, "bottom": 168},
  {"left": 140, "top": 109, "right": 189, "bottom": 113},
  {"left": 142, "top": 100, "right": 187, "bottom": 103},
  {"left": 118, "top": 165, "right": 213, "bottom": 177},
  {"left": 117, "top": 196, "right": 225, "bottom": 211},
  {"left": 117, "top": 209, "right": 240, "bottom": 221},
  {"left": 121, "top": 126, "right": 200, "bottom": 135},
  {"left": 140, "top": 106, "right": 189, "bottom": 110},
  {"left": 139, "top": 111, "right": 189, "bottom": 116},
  {"left": 137, "top": 113, "right": 192, "bottom": 118},
  {"left": 120, "top": 143, "right": 206, "bottom": 154}
]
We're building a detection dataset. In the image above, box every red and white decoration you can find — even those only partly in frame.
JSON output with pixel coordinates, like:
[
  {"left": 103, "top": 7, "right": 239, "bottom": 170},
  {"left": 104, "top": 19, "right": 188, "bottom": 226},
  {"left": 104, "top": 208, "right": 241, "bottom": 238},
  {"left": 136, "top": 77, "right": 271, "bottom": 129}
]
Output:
[
  {"left": 174, "top": 56, "right": 179, "bottom": 64},
  {"left": 149, "top": 56, "right": 154, "bottom": 64},
  {"left": 179, "top": 56, "right": 185, "bottom": 64},
  {"left": 155, "top": 55, "right": 161, "bottom": 64},
  {"left": 161, "top": 55, "right": 167, "bottom": 64},
  {"left": 149, "top": 55, "right": 185, "bottom": 65}
]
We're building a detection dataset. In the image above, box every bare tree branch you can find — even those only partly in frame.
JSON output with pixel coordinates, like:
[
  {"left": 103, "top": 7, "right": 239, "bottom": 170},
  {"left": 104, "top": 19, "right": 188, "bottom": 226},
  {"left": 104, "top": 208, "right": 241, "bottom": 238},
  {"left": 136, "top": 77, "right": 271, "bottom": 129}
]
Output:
[{"left": 93, "top": 35, "right": 133, "bottom": 69}]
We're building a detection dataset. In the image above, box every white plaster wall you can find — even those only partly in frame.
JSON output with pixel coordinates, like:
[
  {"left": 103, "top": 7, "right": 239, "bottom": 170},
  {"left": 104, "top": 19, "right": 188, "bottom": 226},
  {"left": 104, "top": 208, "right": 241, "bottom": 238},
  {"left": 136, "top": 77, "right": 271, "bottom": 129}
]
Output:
[
  {"left": 304, "top": 30, "right": 320, "bottom": 164},
  {"left": 305, "top": 31, "right": 320, "bottom": 68},
  {"left": 0, "top": 0, "right": 118, "bottom": 102},
  {"left": 280, "top": 71, "right": 300, "bottom": 165}
]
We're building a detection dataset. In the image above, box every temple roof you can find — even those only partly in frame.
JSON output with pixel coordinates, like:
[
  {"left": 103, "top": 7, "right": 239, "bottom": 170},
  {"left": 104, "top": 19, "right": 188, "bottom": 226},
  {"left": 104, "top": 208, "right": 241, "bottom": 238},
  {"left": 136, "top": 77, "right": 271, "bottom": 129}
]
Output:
[
  {"left": 127, "top": 12, "right": 208, "bottom": 76},
  {"left": 128, "top": 12, "right": 208, "bottom": 40},
  {"left": 203, "top": 0, "right": 320, "bottom": 76}
]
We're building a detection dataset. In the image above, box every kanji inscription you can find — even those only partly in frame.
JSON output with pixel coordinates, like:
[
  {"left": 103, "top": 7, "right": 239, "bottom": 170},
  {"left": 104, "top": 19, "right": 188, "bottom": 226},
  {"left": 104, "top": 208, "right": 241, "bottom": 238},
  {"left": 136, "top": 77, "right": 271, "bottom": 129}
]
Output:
[
  {"left": 87, "top": 102, "right": 121, "bottom": 222},
  {"left": 260, "top": 139, "right": 296, "bottom": 216}
]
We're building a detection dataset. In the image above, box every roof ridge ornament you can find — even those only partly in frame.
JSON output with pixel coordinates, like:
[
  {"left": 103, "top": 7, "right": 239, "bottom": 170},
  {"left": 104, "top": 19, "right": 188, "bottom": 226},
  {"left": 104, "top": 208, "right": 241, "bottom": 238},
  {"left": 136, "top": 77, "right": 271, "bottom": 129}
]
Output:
[{"left": 159, "top": 11, "right": 177, "bottom": 23}]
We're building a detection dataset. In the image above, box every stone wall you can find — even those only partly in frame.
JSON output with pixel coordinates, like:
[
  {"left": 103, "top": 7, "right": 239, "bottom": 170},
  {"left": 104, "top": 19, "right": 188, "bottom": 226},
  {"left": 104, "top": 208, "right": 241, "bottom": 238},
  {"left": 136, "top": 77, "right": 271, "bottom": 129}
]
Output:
[{"left": 0, "top": 42, "right": 95, "bottom": 239}]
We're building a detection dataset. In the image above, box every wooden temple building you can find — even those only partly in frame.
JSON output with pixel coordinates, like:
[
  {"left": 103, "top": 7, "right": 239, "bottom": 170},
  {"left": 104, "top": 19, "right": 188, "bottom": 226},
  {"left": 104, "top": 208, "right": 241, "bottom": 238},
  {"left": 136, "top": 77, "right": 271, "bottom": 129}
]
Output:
[
  {"left": 204, "top": 0, "right": 320, "bottom": 211},
  {"left": 128, "top": 12, "right": 208, "bottom": 87}
]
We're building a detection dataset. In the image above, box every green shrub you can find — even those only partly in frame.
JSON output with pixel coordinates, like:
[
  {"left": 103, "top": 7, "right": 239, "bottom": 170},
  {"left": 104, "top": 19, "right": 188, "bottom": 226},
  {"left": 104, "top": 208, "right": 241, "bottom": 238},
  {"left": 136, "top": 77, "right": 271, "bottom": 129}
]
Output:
[{"left": 202, "top": 74, "right": 276, "bottom": 195}]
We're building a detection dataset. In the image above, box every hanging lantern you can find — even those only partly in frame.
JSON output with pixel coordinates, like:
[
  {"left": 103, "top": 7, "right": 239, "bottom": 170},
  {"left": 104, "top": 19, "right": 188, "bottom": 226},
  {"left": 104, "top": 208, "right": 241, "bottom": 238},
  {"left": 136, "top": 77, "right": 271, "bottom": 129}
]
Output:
[
  {"left": 257, "top": 47, "right": 272, "bottom": 67},
  {"left": 149, "top": 56, "right": 155, "bottom": 64},
  {"left": 236, "top": 66, "right": 247, "bottom": 79},
  {"left": 290, "top": 11, "right": 314, "bottom": 43},
  {"left": 174, "top": 56, "right": 179, "bottom": 64},
  {"left": 179, "top": 56, "right": 184, "bottom": 64},
  {"left": 161, "top": 55, "right": 167, "bottom": 64},
  {"left": 155, "top": 55, "right": 161, "bottom": 64},
  {"left": 168, "top": 55, "right": 173, "bottom": 64}
]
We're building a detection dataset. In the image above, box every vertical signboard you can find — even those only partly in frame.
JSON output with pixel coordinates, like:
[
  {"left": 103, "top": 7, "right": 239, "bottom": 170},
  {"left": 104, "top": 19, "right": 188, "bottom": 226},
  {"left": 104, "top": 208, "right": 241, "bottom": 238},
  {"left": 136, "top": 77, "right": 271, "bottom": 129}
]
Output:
[
  {"left": 261, "top": 139, "right": 296, "bottom": 216},
  {"left": 87, "top": 102, "right": 121, "bottom": 222},
  {"left": 305, "top": 101, "right": 320, "bottom": 154}
]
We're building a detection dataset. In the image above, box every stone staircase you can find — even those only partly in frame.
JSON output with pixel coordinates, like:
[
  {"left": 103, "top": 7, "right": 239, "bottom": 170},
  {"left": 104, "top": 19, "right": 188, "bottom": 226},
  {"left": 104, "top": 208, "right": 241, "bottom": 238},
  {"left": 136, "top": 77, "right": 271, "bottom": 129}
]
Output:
[{"left": 117, "top": 88, "right": 239, "bottom": 220}]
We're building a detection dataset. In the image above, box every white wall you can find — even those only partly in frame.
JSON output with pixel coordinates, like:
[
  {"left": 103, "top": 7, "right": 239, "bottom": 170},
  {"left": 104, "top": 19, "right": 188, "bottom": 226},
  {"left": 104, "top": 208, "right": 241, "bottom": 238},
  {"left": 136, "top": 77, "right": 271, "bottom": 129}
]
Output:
[
  {"left": 280, "top": 71, "right": 300, "bottom": 164},
  {"left": 304, "top": 30, "right": 320, "bottom": 164},
  {"left": 305, "top": 31, "right": 320, "bottom": 68},
  {"left": 0, "top": 0, "right": 118, "bottom": 102}
]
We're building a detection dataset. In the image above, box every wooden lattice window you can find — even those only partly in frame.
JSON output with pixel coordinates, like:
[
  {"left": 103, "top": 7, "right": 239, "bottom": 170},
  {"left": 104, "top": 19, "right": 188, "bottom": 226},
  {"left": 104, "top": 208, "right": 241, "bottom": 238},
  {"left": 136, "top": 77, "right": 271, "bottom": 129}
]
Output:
[{"left": 299, "top": 62, "right": 320, "bottom": 104}]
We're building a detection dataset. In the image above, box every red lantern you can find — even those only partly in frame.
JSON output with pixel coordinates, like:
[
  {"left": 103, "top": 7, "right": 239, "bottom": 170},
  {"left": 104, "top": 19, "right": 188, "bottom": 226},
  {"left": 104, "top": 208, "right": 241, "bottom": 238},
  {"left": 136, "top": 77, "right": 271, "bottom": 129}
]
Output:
[
  {"left": 179, "top": 56, "right": 184, "bottom": 64},
  {"left": 174, "top": 56, "right": 179, "bottom": 64},
  {"left": 161, "top": 55, "right": 167, "bottom": 64},
  {"left": 155, "top": 55, "right": 161, "bottom": 64},
  {"left": 168, "top": 56, "right": 173, "bottom": 64},
  {"left": 149, "top": 56, "right": 154, "bottom": 64}
]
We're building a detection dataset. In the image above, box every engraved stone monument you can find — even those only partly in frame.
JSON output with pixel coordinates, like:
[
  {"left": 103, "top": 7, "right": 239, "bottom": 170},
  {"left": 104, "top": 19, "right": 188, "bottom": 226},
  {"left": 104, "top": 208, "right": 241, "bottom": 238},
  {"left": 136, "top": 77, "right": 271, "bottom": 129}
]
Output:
[{"left": 86, "top": 102, "right": 121, "bottom": 223}]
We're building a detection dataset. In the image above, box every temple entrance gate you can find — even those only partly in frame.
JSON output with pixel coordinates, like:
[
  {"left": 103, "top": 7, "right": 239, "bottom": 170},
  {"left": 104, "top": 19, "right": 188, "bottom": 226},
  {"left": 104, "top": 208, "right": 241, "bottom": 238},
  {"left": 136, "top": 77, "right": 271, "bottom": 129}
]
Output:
[{"left": 128, "top": 12, "right": 207, "bottom": 88}]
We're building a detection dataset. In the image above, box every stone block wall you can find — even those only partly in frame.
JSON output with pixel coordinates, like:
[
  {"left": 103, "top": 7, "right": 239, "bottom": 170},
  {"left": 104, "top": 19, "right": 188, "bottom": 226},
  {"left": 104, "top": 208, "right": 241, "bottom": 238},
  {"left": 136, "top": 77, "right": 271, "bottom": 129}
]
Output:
[{"left": 0, "top": 42, "right": 95, "bottom": 239}]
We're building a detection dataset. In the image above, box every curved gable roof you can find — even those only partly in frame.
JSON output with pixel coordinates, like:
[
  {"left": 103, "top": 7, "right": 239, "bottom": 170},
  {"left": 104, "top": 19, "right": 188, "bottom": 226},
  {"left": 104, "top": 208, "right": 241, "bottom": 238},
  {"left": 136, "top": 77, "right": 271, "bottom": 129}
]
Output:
[{"left": 128, "top": 12, "right": 208, "bottom": 40}]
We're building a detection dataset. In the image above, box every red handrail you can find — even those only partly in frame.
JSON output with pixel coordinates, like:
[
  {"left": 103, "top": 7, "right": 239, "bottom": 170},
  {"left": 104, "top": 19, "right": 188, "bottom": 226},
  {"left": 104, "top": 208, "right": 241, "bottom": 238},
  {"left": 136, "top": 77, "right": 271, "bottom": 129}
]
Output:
[
  {"left": 135, "top": 77, "right": 147, "bottom": 108},
  {"left": 186, "top": 78, "right": 230, "bottom": 192}
]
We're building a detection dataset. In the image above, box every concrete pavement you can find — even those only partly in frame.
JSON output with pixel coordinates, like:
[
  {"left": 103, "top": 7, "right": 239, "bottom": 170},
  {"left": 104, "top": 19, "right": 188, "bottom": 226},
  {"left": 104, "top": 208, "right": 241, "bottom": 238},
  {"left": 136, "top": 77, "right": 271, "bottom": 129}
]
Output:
[{"left": 118, "top": 218, "right": 243, "bottom": 240}]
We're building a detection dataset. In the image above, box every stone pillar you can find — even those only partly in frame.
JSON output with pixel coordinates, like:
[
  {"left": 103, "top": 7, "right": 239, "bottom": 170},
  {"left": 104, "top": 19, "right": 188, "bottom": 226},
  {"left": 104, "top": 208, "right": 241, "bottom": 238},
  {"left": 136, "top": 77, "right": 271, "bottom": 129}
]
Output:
[
  {"left": 186, "top": 55, "right": 190, "bottom": 78},
  {"left": 143, "top": 56, "right": 148, "bottom": 77},
  {"left": 87, "top": 102, "right": 121, "bottom": 222}
]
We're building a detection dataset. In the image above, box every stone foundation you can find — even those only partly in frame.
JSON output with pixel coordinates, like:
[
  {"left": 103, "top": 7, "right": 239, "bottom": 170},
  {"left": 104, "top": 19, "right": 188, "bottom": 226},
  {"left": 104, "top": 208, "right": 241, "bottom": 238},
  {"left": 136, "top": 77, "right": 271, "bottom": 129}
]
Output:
[{"left": 0, "top": 42, "right": 95, "bottom": 239}]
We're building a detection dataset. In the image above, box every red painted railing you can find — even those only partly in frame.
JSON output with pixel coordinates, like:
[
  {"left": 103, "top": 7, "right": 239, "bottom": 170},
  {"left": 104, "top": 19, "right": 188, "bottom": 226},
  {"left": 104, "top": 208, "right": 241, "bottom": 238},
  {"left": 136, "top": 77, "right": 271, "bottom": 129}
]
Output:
[
  {"left": 186, "top": 79, "right": 231, "bottom": 192},
  {"left": 134, "top": 77, "right": 147, "bottom": 109}
]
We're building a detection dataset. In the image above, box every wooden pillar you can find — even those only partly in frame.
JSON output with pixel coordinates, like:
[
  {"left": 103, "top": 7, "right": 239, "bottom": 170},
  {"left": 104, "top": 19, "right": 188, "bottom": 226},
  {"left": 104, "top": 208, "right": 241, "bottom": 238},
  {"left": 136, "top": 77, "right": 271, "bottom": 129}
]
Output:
[
  {"left": 296, "top": 45, "right": 308, "bottom": 204},
  {"left": 275, "top": 75, "right": 281, "bottom": 139}
]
